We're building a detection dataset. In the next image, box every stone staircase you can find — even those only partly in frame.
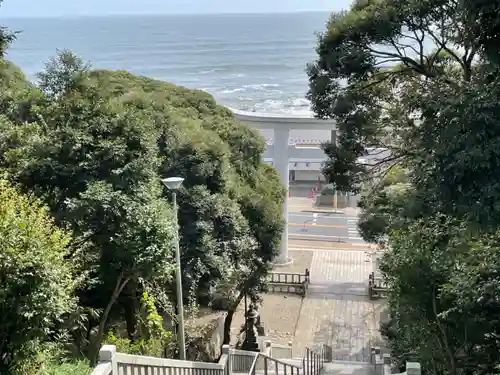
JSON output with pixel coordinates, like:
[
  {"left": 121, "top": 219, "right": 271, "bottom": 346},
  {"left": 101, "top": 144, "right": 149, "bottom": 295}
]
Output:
[
  {"left": 89, "top": 341, "right": 420, "bottom": 375},
  {"left": 88, "top": 248, "right": 420, "bottom": 375}
]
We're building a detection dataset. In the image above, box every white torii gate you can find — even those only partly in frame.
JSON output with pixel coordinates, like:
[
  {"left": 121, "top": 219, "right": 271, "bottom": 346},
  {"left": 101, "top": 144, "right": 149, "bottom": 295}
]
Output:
[{"left": 231, "top": 108, "right": 336, "bottom": 264}]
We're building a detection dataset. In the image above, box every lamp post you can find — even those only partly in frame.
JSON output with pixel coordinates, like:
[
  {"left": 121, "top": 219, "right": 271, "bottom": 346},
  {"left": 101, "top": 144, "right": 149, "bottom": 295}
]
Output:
[{"left": 161, "top": 176, "right": 186, "bottom": 360}]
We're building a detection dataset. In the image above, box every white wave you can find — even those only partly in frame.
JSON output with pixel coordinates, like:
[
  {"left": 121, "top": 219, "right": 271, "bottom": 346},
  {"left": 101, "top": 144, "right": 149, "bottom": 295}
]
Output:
[
  {"left": 251, "top": 98, "right": 314, "bottom": 116},
  {"left": 220, "top": 88, "right": 246, "bottom": 94},
  {"left": 196, "top": 69, "right": 221, "bottom": 75},
  {"left": 242, "top": 83, "right": 281, "bottom": 91}
]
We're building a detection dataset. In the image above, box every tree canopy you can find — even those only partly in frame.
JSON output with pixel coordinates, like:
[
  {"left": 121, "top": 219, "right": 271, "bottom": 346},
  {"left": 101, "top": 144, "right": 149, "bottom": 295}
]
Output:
[
  {"left": 308, "top": 0, "right": 500, "bottom": 373},
  {"left": 0, "top": 45, "right": 284, "bottom": 370},
  {"left": 0, "top": 180, "right": 75, "bottom": 374}
]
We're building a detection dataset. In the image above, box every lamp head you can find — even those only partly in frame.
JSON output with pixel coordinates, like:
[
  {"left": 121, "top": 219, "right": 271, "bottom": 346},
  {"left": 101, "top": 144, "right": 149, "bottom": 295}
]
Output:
[{"left": 161, "top": 177, "right": 184, "bottom": 190}]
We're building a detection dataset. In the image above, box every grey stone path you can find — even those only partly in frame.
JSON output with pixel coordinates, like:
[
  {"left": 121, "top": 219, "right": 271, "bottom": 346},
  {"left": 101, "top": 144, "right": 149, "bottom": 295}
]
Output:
[{"left": 293, "top": 249, "right": 383, "bottom": 363}]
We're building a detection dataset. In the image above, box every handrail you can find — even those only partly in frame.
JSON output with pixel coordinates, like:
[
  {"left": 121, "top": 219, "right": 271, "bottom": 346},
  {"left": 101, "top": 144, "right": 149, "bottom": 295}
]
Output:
[
  {"left": 90, "top": 362, "right": 112, "bottom": 375},
  {"left": 259, "top": 353, "right": 300, "bottom": 369},
  {"left": 90, "top": 343, "right": 332, "bottom": 375},
  {"left": 260, "top": 352, "right": 302, "bottom": 375},
  {"left": 258, "top": 352, "right": 302, "bottom": 369},
  {"left": 247, "top": 353, "right": 260, "bottom": 375},
  {"left": 302, "top": 345, "right": 332, "bottom": 375},
  {"left": 218, "top": 352, "right": 230, "bottom": 375}
]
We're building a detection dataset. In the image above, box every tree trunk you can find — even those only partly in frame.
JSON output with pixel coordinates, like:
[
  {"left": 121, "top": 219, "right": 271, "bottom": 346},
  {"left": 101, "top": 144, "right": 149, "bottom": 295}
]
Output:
[
  {"left": 121, "top": 281, "right": 138, "bottom": 341},
  {"left": 90, "top": 274, "right": 130, "bottom": 364},
  {"left": 223, "top": 308, "right": 236, "bottom": 345}
]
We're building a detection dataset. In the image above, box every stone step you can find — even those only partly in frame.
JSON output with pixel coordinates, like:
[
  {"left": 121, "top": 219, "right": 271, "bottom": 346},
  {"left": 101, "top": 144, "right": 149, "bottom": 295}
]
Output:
[
  {"left": 321, "top": 361, "right": 373, "bottom": 375},
  {"left": 277, "top": 358, "right": 303, "bottom": 367},
  {"left": 233, "top": 361, "right": 373, "bottom": 375}
]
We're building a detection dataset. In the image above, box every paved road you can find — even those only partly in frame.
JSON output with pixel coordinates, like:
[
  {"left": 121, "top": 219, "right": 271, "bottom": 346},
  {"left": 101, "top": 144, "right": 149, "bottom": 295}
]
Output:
[{"left": 288, "top": 212, "right": 365, "bottom": 244}]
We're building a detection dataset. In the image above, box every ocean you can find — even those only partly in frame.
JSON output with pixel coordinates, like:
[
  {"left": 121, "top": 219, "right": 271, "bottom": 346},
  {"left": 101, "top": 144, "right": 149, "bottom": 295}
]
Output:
[{"left": 1, "top": 12, "right": 331, "bottom": 115}]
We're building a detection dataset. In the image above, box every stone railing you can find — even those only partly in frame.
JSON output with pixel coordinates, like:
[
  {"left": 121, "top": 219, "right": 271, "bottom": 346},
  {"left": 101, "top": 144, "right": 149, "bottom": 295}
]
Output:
[
  {"left": 90, "top": 340, "right": 316, "bottom": 375},
  {"left": 302, "top": 345, "right": 332, "bottom": 375},
  {"left": 91, "top": 344, "right": 230, "bottom": 375},
  {"left": 268, "top": 269, "right": 310, "bottom": 296},
  {"left": 370, "top": 347, "right": 421, "bottom": 375},
  {"left": 270, "top": 342, "right": 293, "bottom": 359}
]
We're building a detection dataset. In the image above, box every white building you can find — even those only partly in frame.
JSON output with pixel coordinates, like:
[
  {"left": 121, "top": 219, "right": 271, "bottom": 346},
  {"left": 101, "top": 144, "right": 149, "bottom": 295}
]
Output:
[
  {"left": 258, "top": 128, "right": 391, "bottom": 183},
  {"left": 259, "top": 128, "right": 333, "bottom": 182}
]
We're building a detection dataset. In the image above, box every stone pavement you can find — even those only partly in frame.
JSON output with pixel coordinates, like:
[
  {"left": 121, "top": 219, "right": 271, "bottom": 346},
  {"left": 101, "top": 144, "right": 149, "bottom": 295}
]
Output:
[
  {"left": 292, "top": 249, "right": 383, "bottom": 363},
  {"left": 322, "top": 362, "right": 373, "bottom": 375},
  {"left": 230, "top": 250, "right": 313, "bottom": 346}
]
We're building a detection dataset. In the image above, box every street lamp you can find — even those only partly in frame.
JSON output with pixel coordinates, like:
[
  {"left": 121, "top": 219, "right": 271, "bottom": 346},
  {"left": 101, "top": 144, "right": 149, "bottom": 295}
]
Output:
[{"left": 161, "top": 176, "right": 186, "bottom": 360}]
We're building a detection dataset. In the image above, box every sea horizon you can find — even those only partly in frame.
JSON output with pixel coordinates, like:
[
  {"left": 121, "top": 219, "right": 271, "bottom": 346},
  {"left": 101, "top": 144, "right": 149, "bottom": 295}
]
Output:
[
  {"left": 0, "top": 10, "right": 331, "bottom": 20},
  {"left": 1, "top": 12, "right": 331, "bottom": 117}
]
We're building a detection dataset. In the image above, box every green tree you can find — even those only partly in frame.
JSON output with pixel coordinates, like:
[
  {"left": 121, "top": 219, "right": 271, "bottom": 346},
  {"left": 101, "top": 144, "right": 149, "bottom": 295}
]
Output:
[
  {"left": 0, "top": 180, "right": 75, "bottom": 374},
  {"left": 0, "top": 51, "right": 284, "bottom": 355},
  {"left": 0, "top": 1, "right": 15, "bottom": 58},
  {"left": 0, "top": 53, "right": 178, "bottom": 360},
  {"left": 381, "top": 217, "right": 500, "bottom": 375},
  {"left": 308, "top": 1, "right": 500, "bottom": 373},
  {"left": 307, "top": 0, "right": 498, "bottom": 208},
  {"left": 357, "top": 166, "right": 422, "bottom": 244},
  {"left": 85, "top": 68, "right": 285, "bottom": 344},
  {"left": 37, "top": 49, "right": 90, "bottom": 98}
]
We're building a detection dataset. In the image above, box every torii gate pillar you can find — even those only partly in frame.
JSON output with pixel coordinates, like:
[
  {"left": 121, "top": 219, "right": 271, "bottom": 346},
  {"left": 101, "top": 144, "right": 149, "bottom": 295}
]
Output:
[{"left": 231, "top": 108, "right": 336, "bottom": 265}]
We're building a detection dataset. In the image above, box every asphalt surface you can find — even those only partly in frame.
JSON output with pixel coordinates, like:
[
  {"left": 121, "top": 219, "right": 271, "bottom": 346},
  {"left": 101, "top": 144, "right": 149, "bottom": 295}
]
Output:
[{"left": 288, "top": 212, "right": 365, "bottom": 244}]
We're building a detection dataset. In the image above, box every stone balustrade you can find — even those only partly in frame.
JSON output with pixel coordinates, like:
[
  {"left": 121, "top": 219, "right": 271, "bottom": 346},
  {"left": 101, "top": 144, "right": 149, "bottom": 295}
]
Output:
[{"left": 370, "top": 347, "right": 421, "bottom": 375}]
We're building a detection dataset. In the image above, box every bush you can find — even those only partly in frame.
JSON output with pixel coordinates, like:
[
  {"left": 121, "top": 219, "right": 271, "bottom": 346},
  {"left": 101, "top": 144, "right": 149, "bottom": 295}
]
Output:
[{"left": 0, "top": 180, "right": 75, "bottom": 374}]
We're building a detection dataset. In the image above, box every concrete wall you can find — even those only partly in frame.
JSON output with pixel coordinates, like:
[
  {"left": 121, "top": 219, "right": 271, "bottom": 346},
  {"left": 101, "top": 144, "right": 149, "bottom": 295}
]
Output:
[{"left": 187, "top": 312, "right": 226, "bottom": 362}]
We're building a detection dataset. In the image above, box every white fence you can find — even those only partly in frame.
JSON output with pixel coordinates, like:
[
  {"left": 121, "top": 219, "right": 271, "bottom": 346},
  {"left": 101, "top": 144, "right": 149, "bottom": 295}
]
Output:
[{"left": 90, "top": 341, "right": 331, "bottom": 375}]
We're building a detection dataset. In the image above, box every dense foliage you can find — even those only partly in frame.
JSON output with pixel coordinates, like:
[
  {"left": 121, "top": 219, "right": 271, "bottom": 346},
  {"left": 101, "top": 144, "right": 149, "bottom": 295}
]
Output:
[
  {"left": 0, "top": 180, "right": 75, "bottom": 374},
  {"left": 0, "top": 17, "right": 284, "bottom": 373},
  {"left": 308, "top": 0, "right": 500, "bottom": 374}
]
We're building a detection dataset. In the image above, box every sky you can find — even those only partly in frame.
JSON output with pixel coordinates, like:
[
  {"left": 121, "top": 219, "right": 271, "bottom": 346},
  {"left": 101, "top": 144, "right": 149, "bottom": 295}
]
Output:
[{"left": 0, "top": 0, "right": 349, "bottom": 18}]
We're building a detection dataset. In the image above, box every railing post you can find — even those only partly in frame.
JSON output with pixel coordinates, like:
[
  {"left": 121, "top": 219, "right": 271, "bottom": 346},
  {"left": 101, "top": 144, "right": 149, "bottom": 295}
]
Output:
[
  {"left": 308, "top": 348, "right": 312, "bottom": 375},
  {"left": 222, "top": 344, "right": 231, "bottom": 375},
  {"left": 373, "top": 347, "right": 383, "bottom": 375},
  {"left": 371, "top": 347, "right": 381, "bottom": 365},
  {"left": 304, "top": 348, "right": 308, "bottom": 375},
  {"left": 382, "top": 354, "right": 391, "bottom": 375},
  {"left": 99, "top": 345, "right": 116, "bottom": 374},
  {"left": 370, "top": 348, "right": 376, "bottom": 365},
  {"left": 264, "top": 356, "right": 268, "bottom": 375},
  {"left": 264, "top": 340, "right": 272, "bottom": 356},
  {"left": 406, "top": 362, "right": 421, "bottom": 375},
  {"left": 326, "top": 345, "right": 333, "bottom": 362}
]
